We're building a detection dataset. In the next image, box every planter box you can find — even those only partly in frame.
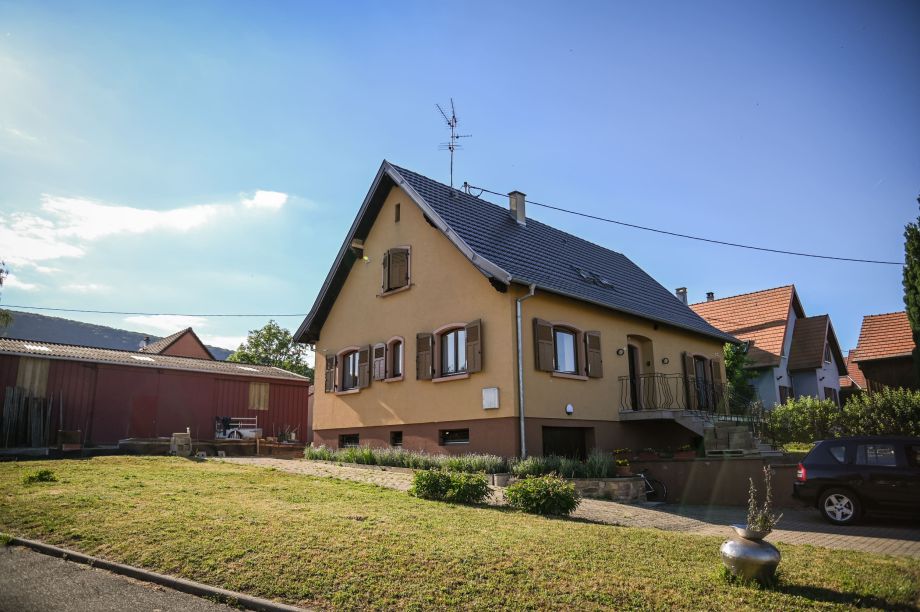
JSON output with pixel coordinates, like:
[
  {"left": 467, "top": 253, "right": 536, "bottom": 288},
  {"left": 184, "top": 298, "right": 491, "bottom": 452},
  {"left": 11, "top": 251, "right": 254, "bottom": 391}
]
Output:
[
  {"left": 567, "top": 477, "right": 646, "bottom": 503},
  {"left": 614, "top": 466, "right": 633, "bottom": 477}
]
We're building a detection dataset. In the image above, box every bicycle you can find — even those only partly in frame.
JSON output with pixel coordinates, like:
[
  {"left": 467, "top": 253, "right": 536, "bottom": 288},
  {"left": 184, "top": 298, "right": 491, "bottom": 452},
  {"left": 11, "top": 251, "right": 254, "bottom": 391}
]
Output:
[{"left": 636, "top": 468, "right": 668, "bottom": 502}]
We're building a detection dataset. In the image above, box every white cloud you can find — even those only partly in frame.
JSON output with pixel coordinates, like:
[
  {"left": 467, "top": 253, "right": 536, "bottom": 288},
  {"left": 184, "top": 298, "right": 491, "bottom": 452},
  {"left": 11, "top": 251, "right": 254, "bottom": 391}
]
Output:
[
  {"left": 242, "top": 190, "right": 288, "bottom": 210},
  {"left": 199, "top": 334, "right": 246, "bottom": 351},
  {"left": 62, "top": 282, "right": 109, "bottom": 293},
  {"left": 3, "top": 273, "right": 38, "bottom": 291},
  {"left": 2, "top": 126, "right": 39, "bottom": 143},
  {"left": 124, "top": 314, "right": 208, "bottom": 334}
]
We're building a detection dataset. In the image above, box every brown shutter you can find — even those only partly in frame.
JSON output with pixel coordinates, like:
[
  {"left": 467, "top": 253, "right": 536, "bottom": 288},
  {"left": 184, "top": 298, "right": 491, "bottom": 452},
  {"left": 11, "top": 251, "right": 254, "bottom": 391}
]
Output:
[
  {"left": 324, "top": 353, "right": 336, "bottom": 393},
  {"left": 682, "top": 352, "right": 698, "bottom": 410},
  {"left": 373, "top": 344, "right": 387, "bottom": 381},
  {"left": 585, "top": 331, "right": 603, "bottom": 378},
  {"left": 465, "top": 319, "right": 482, "bottom": 373},
  {"left": 388, "top": 249, "right": 409, "bottom": 290},
  {"left": 710, "top": 359, "right": 722, "bottom": 384},
  {"left": 357, "top": 346, "right": 371, "bottom": 388},
  {"left": 710, "top": 358, "right": 723, "bottom": 412},
  {"left": 416, "top": 333, "right": 434, "bottom": 380},
  {"left": 381, "top": 250, "right": 390, "bottom": 292},
  {"left": 533, "top": 318, "right": 554, "bottom": 372}
]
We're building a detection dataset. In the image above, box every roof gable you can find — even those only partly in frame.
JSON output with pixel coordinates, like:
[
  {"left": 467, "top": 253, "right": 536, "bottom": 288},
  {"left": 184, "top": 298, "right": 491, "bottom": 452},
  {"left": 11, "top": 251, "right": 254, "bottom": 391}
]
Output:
[
  {"left": 840, "top": 350, "right": 867, "bottom": 389},
  {"left": 139, "top": 328, "right": 214, "bottom": 360},
  {"left": 852, "top": 311, "right": 914, "bottom": 363},
  {"left": 296, "top": 161, "right": 735, "bottom": 344},
  {"left": 787, "top": 315, "right": 847, "bottom": 375}
]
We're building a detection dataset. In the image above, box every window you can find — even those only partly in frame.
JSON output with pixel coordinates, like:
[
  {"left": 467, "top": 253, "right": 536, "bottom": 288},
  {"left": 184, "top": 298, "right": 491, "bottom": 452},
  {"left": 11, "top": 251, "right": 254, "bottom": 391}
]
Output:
[
  {"left": 339, "top": 434, "right": 359, "bottom": 448},
  {"left": 439, "top": 429, "right": 469, "bottom": 445},
  {"left": 248, "top": 382, "right": 269, "bottom": 411},
  {"left": 824, "top": 343, "right": 832, "bottom": 363},
  {"left": 553, "top": 328, "right": 577, "bottom": 373},
  {"left": 440, "top": 328, "right": 467, "bottom": 376},
  {"left": 828, "top": 445, "right": 846, "bottom": 463},
  {"left": 855, "top": 444, "right": 897, "bottom": 467},
  {"left": 389, "top": 339, "right": 403, "bottom": 379},
  {"left": 341, "top": 350, "right": 360, "bottom": 390},
  {"left": 824, "top": 387, "right": 839, "bottom": 406},
  {"left": 908, "top": 445, "right": 919, "bottom": 468},
  {"left": 395, "top": 202, "right": 400, "bottom": 223},
  {"left": 778, "top": 385, "right": 793, "bottom": 404},
  {"left": 382, "top": 247, "right": 410, "bottom": 293},
  {"left": 390, "top": 431, "right": 403, "bottom": 447}
]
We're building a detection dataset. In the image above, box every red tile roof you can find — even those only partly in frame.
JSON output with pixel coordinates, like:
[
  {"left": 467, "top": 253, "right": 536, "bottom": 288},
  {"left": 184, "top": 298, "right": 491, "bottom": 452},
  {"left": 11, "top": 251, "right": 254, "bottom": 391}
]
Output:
[
  {"left": 840, "top": 350, "right": 867, "bottom": 389},
  {"left": 851, "top": 311, "right": 914, "bottom": 363},
  {"left": 690, "top": 286, "right": 800, "bottom": 368}
]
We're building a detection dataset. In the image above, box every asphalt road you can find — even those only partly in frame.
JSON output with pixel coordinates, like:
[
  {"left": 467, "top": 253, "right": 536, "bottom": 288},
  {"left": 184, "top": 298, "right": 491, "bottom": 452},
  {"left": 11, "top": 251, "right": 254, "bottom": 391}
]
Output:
[{"left": 0, "top": 545, "right": 236, "bottom": 612}]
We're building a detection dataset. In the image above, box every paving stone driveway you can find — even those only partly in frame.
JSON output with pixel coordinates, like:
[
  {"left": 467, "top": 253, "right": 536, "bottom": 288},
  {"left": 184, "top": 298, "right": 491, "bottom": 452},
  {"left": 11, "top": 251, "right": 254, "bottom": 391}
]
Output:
[{"left": 217, "top": 457, "right": 920, "bottom": 558}]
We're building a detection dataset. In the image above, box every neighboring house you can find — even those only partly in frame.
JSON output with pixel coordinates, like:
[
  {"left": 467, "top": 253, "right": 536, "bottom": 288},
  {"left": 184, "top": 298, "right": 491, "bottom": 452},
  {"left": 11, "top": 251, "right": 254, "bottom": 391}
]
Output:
[
  {"left": 295, "top": 161, "right": 736, "bottom": 458},
  {"left": 839, "top": 349, "right": 867, "bottom": 404},
  {"left": 691, "top": 286, "right": 847, "bottom": 407},
  {"left": 1, "top": 310, "right": 233, "bottom": 359},
  {"left": 850, "top": 311, "right": 917, "bottom": 391},
  {"left": 0, "top": 332, "right": 312, "bottom": 447},
  {"left": 138, "top": 327, "right": 214, "bottom": 360}
]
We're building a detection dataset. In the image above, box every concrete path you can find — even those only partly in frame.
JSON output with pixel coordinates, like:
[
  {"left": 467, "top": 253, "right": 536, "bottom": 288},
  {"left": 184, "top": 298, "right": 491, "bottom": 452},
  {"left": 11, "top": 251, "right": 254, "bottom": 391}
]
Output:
[
  {"left": 0, "top": 545, "right": 236, "bottom": 612},
  {"left": 218, "top": 457, "right": 920, "bottom": 558}
]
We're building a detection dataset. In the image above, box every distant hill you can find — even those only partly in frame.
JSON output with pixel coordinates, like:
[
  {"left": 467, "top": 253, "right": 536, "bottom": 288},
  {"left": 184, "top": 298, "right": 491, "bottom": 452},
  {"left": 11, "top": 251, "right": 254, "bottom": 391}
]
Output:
[{"left": 0, "top": 310, "right": 234, "bottom": 360}]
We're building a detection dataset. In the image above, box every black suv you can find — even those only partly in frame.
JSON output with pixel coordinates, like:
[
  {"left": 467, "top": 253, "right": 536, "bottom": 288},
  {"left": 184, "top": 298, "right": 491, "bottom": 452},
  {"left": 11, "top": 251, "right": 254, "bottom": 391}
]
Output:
[{"left": 793, "top": 436, "right": 920, "bottom": 525}]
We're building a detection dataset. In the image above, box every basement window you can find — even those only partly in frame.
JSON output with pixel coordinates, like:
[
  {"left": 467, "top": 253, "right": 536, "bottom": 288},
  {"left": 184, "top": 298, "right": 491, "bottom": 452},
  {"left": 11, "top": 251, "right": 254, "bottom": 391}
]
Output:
[
  {"left": 439, "top": 429, "right": 470, "bottom": 445},
  {"left": 390, "top": 431, "right": 403, "bottom": 447},
  {"left": 339, "top": 434, "right": 359, "bottom": 448}
]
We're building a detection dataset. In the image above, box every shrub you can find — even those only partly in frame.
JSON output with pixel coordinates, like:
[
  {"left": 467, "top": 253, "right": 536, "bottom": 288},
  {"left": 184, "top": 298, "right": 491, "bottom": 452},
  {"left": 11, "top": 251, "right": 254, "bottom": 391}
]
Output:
[
  {"left": 409, "top": 470, "right": 491, "bottom": 504},
  {"left": 505, "top": 474, "right": 580, "bottom": 516},
  {"left": 305, "top": 446, "right": 510, "bottom": 473},
  {"left": 558, "top": 457, "right": 587, "bottom": 479},
  {"left": 764, "top": 396, "right": 844, "bottom": 445},
  {"left": 304, "top": 445, "right": 334, "bottom": 461},
  {"left": 22, "top": 469, "right": 57, "bottom": 485},
  {"left": 511, "top": 455, "right": 562, "bottom": 477},
  {"left": 441, "top": 453, "right": 509, "bottom": 474},
  {"left": 844, "top": 388, "right": 920, "bottom": 437},
  {"left": 584, "top": 449, "right": 614, "bottom": 478}
]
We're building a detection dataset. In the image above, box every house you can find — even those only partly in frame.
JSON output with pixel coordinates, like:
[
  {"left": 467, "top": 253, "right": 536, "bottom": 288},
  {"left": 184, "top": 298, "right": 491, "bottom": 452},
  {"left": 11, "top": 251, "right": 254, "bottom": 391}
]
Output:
[
  {"left": 850, "top": 311, "right": 917, "bottom": 391},
  {"left": 295, "top": 161, "right": 737, "bottom": 458},
  {"left": 838, "top": 350, "right": 867, "bottom": 403},
  {"left": 690, "top": 286, "right": 847, "bottom": 407},
  {"left": 0, "top": 332, "right": 312, "bottom": 447}
]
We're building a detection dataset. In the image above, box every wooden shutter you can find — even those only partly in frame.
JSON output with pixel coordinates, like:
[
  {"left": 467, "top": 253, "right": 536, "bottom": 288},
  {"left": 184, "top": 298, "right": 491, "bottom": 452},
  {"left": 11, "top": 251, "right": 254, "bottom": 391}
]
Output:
[
  {"left": 710, "top": 358, "right": 724, "bottom": 412},
  {"left": 388, "top": 248, "right": 409, "bottom": 290},
  {"left": 324, "top": 353, "right": 337, "bottom": 393},
  {"left": 710, "top": 359, "right": 723, "bottom": 385},
  {"left": 357, "top": 346, "right": 371, "bottom": 388},
  {"left": 416, "top": 333, "right": 434, "bottom": 380},
  {"left": 465, "top": 319, "right": 483, "bottom": 373},
  {"left": 381, "top": 251, "right": 390, "bottom": 292},
  {"left": 585, "top": 331, "right": 603, "bottom": 378},
  {"left": 373, "top": 344, "right": 387, "bottom": 381},
  {"left": 682, "top": 352, "right": 698, "bottom": 410},
  {"left": 533, "top": 318, "right": 554, "bottom": 372}
]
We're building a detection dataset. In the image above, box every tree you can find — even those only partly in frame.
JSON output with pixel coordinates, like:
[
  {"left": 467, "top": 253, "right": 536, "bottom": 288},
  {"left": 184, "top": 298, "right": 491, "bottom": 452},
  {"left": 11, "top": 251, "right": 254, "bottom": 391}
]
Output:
[
  {"left": 903, "top": 195, "right": 920, "bottom": 385},
  {"left": 0, "top": 261, "right": 12, "bottom": 328},
  {"left": 724, "top": 342, "right": 756, "bottom": 408},
  {"left": 228, "top": 320, "right": 314, "bottom": 381}
]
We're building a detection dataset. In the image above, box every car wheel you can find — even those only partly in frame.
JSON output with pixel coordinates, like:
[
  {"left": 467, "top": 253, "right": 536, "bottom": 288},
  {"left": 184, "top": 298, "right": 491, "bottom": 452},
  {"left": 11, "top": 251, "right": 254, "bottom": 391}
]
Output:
[{"left": 819, "top": 488, "right": 861, "bottom": 525}]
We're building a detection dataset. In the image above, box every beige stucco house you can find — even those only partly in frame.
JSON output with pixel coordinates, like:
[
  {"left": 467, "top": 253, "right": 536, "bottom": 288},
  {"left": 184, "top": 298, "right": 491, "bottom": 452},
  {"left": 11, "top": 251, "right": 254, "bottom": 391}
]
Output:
[{"left": 296, "top": 162, "right": 737, "bottom": 457}]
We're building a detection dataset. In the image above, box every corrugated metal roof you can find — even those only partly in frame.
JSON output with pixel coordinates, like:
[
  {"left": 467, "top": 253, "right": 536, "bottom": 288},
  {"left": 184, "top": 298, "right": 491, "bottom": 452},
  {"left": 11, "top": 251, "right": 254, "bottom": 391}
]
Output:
[{"left": 0, "top": 337, "right": 309, "bottom": 383}]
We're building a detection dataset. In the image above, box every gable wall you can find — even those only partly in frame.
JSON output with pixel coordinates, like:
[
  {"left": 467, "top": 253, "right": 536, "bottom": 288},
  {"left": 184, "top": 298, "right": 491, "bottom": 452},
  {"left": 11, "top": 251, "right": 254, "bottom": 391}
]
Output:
[
  {"left": 160, "top": 333, "right": 213, "bottom": 360},
  {"left": 313, "top": 186, "right": 517, "bottom": 431}
]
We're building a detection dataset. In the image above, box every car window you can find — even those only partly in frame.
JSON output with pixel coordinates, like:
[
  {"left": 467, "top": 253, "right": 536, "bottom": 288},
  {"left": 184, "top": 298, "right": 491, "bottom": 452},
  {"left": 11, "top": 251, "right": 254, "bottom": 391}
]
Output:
[
  {"left": 855, "top": 444, "right": 897, "bottom": 467},
  {"left": 828, "top": 445, "right": 846, "bottom": 463},
  {"left": 908, "top": 445, "right": 920, "bottom": 468}
]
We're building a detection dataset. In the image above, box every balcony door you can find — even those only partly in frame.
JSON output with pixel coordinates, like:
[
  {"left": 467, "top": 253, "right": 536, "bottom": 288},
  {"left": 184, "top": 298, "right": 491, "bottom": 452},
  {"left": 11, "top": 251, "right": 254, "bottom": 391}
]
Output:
[{"left": 628, "top": 344, "right": 641, "bottom": 410}]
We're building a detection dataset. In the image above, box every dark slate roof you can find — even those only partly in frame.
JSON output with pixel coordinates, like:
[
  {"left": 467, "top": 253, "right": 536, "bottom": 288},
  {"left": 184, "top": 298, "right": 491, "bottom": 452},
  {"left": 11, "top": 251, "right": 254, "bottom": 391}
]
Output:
[
  {"left": 296, "top": 161, "right": 737, "bottom": 344},
  {"left": 393, "top": 164, "right": 735, "bottom": 343}
]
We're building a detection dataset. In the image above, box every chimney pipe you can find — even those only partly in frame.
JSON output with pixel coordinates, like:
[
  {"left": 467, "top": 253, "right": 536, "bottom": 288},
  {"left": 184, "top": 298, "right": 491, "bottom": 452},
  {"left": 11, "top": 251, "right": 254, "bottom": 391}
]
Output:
[
  {"left": 706, "top": 292, "right": 715, "bottom": 302},
  {"left": 140, "top": 336, "right": 150, "bottom": 350},
  {"left": 676, "top": 287, "right": 688, "bottom": 305},
  {"left": 509, "top": 191, "right": 526, "bottom": 225}
]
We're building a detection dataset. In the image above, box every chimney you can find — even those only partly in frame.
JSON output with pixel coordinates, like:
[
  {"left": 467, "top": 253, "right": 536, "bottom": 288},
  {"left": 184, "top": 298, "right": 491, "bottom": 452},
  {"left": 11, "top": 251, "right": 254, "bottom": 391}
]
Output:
[
  {"left": 509, "top": 191, "right": 526, "bottom": 225},
  {"left": 706, "top": 292, "right": 715, "bottom": 302},
  {"left": 139, "top": 336, "right": 150, "bottom": 350},
  {"left": 676, "top": 287, "right": 688, "bottom": 305}
]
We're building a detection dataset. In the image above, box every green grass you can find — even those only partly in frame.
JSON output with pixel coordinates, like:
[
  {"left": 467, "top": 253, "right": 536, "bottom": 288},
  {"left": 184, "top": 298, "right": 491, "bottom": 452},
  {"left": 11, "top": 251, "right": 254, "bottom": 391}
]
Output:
[{"left": 0, "top": 457, "right": 917, "bottom": 610}]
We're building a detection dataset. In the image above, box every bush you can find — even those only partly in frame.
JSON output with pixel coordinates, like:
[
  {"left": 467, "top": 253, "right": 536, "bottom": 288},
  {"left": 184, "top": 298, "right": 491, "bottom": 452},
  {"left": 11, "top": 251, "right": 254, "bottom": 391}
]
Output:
[
  {"left": 304, "top": 445, "right": 334, "bottom": 461},
  {"left": 22, "top": 469, "right": 57, "bottom": 485},
  {"left": 511, "top": 455, "right": 562, "bottom": 477},
  {"left": 505, "top": 474, "right": 580, "bottom": 516},
  {"left": 409, "top": 470, "right": 491, "bottom": 504},
  {"left": 764, "top": 397, "right": 844, "bottom": 445},
  {"left": 584, "top": 450, "right": 615, "bottom": 478},
  {"left": 304, "top": 445, "right": 509, "bottom": 473},
  {"left": 844, "top": 388, "right": 920, "bottom": 437}
]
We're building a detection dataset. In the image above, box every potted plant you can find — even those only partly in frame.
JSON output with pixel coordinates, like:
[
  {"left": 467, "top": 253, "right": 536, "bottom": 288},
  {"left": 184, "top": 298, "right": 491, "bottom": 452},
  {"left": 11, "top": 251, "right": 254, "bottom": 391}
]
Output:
[
  {"left": 636, "top": 448, "right": 658, "bottom": 461},
  {"left": 674, "top": 444, "right": 697, "bottom": 460},
  {"left": 720, "top": 466, "right": 783, "bottom": 583},
  {"left": 614, "top": 459, "right": 632, "bottom": 477}
]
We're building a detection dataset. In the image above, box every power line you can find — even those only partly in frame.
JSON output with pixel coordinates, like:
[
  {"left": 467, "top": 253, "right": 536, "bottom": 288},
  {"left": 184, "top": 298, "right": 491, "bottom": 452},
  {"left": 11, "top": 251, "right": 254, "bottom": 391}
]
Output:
[
  {"left": 1, "top": 305, "right": 306, "bottom": 317},
  {"left": 465, "top": 185, "right": 903, "bottom": 266}
]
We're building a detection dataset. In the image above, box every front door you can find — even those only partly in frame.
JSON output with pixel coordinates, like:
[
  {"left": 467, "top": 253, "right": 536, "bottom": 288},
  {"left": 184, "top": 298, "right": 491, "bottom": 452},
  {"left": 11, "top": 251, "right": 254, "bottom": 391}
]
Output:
[
  {"left": 542, "top": 427, "right": 587, "bottom": 459},
  {"left": 627, "top": 344, "right": 641, "bottom": 410}
]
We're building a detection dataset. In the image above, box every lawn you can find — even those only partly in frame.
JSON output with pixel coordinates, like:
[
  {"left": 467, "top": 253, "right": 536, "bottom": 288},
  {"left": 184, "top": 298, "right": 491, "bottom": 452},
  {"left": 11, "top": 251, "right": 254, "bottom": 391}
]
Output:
[{"left": 0, "top": 457, "right": 917, "bottom": 610}]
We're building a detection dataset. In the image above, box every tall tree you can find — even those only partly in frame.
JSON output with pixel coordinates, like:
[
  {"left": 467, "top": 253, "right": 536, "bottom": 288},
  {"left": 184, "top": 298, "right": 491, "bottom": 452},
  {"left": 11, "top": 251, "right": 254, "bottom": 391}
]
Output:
[
  {"left": 724, "top": 342, "right": 757, "bottom": 410},
  {"left": 228, "top": 320, "right": 314, "bottom": 381},
  {"left": 903, "top": 195, "right": 920, "bottom": 385},
  {"left": 0, "top": 261, "right": 12, "bottom": 328}
]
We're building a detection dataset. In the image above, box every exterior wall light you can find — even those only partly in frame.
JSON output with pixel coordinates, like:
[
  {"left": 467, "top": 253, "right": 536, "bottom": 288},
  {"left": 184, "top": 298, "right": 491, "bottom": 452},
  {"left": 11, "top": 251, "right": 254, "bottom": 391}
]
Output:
[
  {"left": 616, "top": 348, "right": 625, "bottom": 356},
  {"left": 565, "top": 404, "right": 574, "bottom": 415},
  {"left": 661, "top": 357, "right": 669, "bottom": 365}
]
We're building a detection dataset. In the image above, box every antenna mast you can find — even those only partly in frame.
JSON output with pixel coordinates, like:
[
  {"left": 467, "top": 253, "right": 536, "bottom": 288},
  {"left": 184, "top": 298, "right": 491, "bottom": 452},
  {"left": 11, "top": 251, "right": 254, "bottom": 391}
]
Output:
[{"left": 436, "top": 98, "right": 471, "bottom": 188}]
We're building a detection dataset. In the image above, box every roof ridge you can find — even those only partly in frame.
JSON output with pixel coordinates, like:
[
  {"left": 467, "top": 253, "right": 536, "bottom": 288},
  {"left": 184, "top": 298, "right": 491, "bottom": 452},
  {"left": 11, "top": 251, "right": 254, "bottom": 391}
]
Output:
[
  {"left": 688, "top": 284, "right": 794, "bottom": 306},
  {"left": 862, "top": 311, "right": 907, "bottom": 318}
]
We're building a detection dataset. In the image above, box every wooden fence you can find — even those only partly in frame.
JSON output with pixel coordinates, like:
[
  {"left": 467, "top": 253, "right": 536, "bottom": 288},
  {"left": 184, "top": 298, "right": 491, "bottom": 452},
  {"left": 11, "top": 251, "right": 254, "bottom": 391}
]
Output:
[{"left": 2, "top": 386, "right": 55, "bottom": 448}]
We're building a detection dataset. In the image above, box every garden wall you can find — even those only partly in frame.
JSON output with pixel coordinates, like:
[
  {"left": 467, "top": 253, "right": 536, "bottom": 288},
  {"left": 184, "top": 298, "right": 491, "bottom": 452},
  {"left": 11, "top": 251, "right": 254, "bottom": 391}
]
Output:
[{"left": 628, "top": 457, "right": 803, "bottom": 508}]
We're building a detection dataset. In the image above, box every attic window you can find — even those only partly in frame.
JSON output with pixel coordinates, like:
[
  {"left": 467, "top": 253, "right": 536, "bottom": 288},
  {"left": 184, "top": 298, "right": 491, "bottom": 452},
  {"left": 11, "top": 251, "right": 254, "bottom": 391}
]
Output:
[
  {"left": 131, "top": 355, "right": 155, "bottom": 362},
  {"left": 571, "top": 266, "right": 615, "bottom": 290},
  {"left": 24, "top": 344, "right": 51, "bottom": 352}
]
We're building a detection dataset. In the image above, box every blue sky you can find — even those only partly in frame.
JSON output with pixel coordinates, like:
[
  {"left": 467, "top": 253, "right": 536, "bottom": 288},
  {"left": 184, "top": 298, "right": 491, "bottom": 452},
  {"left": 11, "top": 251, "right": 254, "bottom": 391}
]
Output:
[{"left": 0, "top": 0, "right": 917, "bottom": 354}]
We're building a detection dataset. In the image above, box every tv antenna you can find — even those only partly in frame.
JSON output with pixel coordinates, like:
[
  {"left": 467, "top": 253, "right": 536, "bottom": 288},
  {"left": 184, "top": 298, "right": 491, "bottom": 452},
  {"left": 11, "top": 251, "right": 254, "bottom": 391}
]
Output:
[{"left": 436, "top": 98, "right": 471, "bottom": 188}]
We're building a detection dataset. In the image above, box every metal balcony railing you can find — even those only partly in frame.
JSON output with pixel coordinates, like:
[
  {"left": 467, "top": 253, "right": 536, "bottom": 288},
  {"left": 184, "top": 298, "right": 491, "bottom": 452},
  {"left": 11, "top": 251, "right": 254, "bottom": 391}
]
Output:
[{"left": 618, "top": 373, "right": 757, "bottom": 419}]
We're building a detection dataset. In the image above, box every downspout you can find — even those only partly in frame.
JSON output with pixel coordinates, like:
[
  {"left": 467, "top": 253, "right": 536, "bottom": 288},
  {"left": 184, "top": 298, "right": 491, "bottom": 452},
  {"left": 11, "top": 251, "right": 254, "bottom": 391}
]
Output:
[{"left": 516, "top": 283, "right": 537, "bottom": 458}]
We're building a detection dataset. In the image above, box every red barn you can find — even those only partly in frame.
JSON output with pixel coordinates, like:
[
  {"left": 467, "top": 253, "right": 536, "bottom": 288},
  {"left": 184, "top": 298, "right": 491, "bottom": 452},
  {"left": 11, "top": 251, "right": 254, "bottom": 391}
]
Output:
[{"left": 0, "top": 329, "right": 312, "bottom": 447}]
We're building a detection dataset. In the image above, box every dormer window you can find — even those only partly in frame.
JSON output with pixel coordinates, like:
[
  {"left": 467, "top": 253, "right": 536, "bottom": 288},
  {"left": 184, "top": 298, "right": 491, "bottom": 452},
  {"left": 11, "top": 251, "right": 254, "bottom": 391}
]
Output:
[{"left": 382, "top": 247, "right": 410, "bottom": 293}]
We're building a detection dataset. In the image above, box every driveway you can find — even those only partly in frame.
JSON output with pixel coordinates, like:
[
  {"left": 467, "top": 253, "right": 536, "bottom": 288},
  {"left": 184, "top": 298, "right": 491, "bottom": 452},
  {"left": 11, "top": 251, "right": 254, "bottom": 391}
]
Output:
[
  {"left": 218, "top": 457, "right": 920, "bottom": 558},
  {"left": 0, "top": 545, "right": 236, "bottom": 612}
]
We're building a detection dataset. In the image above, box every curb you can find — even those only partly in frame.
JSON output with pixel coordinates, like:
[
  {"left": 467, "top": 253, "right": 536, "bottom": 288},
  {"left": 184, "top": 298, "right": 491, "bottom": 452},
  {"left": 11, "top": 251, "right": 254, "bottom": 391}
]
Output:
[{"left": 4, "top": 535, "right": 308, "bottom": 612}]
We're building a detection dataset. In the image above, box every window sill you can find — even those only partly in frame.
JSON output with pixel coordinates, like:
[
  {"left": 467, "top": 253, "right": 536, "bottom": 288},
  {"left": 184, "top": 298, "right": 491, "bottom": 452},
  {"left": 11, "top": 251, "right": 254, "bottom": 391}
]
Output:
[
  {"left": 551, "top": 372, "right": 588, "bottom": 381},
  {"left": 440, "top": 442, "right": 470, "bottom": 446},
  {"left": 334, "top": 388, "right": 361, "bottom": 396},
  {"left": 432, "top": 373, "right": 470, "bottom": 383},
  {"left": 377, "top": 284, "right": 412, "bottom": 298},
  {"left": 384, "top": 375, "right": 404, "bottom": 383}
]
